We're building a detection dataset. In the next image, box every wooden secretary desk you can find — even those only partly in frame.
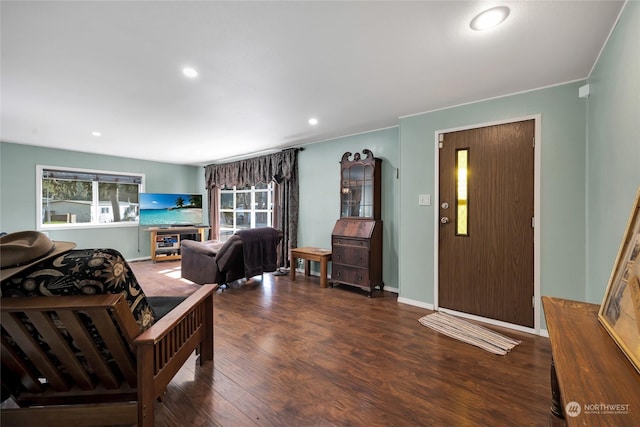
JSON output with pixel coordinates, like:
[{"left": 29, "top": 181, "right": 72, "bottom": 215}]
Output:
[{"left": 331, "top": 149, "right": 384, "bottom": 297}]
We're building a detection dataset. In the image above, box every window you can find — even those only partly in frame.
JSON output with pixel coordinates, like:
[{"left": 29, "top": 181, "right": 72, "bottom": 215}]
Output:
[
  {"left": 219, "top": 183, "right": 273, "bottom": 241},
  {"left": 37, "top": 165, "right": 144, "bottom": 230},
  {"left": 455, "top": 148, "right": 469, "bottom": 236}
]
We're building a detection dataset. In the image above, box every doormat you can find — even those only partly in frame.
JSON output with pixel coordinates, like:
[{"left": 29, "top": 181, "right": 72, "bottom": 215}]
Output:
[{"left": 418, "top": 312, "right": 521, "bottom": 355}]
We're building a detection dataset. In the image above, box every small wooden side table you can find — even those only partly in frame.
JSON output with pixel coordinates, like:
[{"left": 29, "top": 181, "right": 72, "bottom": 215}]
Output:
[{"left": 290, "top": 247, "right": 332, "bottom": 288}]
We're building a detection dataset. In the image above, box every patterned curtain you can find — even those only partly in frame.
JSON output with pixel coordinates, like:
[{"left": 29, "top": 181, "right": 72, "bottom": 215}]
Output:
[{"left": 204, "top": 148, "right": 300, "bottom": 268}]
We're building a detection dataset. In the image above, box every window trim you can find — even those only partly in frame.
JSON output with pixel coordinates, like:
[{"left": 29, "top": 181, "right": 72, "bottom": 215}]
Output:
[
  {"left": 36, "top": 165, "right": 145, "bottom": 230},
  {"left": 219, "top": 183, "right": 273, "bottom": 239}
]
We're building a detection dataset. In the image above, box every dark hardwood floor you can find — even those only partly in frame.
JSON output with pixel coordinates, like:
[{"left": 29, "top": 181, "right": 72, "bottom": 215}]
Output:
[{"left": 130, "top": 260, "right": 554, "bottom": 427}]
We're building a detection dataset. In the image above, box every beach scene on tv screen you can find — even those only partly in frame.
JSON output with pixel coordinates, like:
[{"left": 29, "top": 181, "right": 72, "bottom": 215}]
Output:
[{"left": 140, "top": 193, "right": 202, "bottom": 225}]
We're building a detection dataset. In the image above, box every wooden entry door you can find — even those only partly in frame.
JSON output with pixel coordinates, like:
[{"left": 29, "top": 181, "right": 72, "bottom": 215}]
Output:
[{"left": 438, "top": 120, "right": 535, "bottom": 327}]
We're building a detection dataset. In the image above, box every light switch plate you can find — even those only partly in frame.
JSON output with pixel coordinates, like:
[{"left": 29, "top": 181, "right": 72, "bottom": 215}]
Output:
[{"left": 418, "top": 194, "right": 431, "bottom": 206}]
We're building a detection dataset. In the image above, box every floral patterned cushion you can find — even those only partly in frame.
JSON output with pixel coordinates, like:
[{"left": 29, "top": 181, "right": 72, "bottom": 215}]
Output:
[{"left": 1, "top": 248, "right": 156, "bottom": 329}]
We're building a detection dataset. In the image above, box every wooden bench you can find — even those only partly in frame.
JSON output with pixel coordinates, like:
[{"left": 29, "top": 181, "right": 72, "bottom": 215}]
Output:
[{"left": 290, "top": 247, "right": 332, "bottom": 288}]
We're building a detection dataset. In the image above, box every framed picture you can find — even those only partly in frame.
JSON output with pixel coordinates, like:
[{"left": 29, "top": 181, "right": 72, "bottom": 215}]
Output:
[{"left": 598, "top": 186, "right": 640, "bottom": 374}]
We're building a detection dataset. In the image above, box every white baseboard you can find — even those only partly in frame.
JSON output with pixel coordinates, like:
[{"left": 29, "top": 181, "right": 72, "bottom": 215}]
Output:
[
  {"left": 397, "top": 297, "right": 435, "bottom": 311},
  {"left": 438, "top": 308, "right": 542, "bottom": 336},
  {"left": 397, "top": 299, "right": 548, "bottom": 337}
]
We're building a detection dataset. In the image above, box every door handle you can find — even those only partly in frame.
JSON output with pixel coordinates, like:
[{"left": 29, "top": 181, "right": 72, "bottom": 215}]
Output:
[{"left": 440, "top": 216, "right": 450, "bottom": 224}]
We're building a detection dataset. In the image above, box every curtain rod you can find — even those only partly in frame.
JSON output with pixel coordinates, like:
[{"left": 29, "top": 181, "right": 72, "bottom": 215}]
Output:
[{"left": 203, "top": 147, "right": 304, "bottom": 168}]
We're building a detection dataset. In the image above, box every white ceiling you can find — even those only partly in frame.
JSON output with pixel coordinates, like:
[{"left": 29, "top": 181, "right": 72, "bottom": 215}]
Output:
[{"left": 0, "top": 1, "right": 625, "bottom": 166}]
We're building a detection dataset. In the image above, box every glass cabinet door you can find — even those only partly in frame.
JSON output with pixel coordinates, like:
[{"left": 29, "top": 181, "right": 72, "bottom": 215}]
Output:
[
  {"left": 340, "top": 150, "right": 379, "bottom": 219},
  {"left": 361, "top": 164, "right": 374, "bottom": 217},
  {"left": 341, "top": 167, "right": 350, "bottom": 217},
  {"left": 350, "top": 164, "right": 364, "bottom": 216},
  {"left": 341, "top": 163, "right": 375, "bottom": 218}
]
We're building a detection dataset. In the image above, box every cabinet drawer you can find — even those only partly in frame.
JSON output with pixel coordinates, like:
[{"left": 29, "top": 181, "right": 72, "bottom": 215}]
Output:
[
  {"left": 332, "top": 245, "right": 369, "bottom": 267},
  {"left": 332, "top": 265, "right": 370, "bottom": 286},
  {"left": 332, "top": 237, "right": 369, "bottom": 247}
]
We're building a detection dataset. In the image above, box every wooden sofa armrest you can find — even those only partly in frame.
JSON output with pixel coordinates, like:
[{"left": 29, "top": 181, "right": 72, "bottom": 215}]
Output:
[
  {"left": 133, "top": 284, "right": 216, "bottom": 426},
  {"left": 136, "top": 284, "right": 217, "bottom": 342},
  {"left": 1, "top": 293, "right": 123, "bottom": 309}
]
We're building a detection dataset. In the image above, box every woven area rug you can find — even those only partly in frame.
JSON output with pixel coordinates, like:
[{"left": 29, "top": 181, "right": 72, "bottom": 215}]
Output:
[{"left": 418, "top": 312, "right": 521, "bottom": 355}]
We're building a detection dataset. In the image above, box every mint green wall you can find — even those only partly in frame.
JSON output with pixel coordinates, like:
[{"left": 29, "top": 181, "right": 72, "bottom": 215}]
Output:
[
  {"left": 399, "top": 83, "right": 587, "bottom": 309},
  {"left": 0, "top": 142, "right": 204, "bottom": 259},
  {"left": 298, "top": 127, "right": 399, "bottom": 289},
  {"left": 586, "top": 1, "right": 640, "bottom": 303}
]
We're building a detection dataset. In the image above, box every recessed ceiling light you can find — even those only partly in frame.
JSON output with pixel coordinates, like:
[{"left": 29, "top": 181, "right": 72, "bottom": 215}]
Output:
[
  {"left": 308, "top": 118, "right": 318, "bottom": 126},
  {"left": 91, "top": 131, "right": 101, "bottom": 137},
  {"left": 182, "top": 67, "right": 198, "bottom": 78},
  {"left": 470, "top": 6, "right": 510, "bottom": 31}
]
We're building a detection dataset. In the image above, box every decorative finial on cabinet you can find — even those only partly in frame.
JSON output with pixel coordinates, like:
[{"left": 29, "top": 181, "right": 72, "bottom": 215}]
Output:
[{"left": 341, "top": 149, "right": 374, "bottom": 162}]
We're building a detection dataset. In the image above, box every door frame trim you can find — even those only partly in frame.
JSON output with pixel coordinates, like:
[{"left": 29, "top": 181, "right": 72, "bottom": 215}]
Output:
[{"left": 433, "top": 114, "right": 542, "bottom": 334}]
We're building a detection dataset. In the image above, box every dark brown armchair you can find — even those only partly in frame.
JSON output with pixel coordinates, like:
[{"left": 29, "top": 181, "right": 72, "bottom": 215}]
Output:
[{"left": 181, "top": 227, "right": 281, "bottom": 285}]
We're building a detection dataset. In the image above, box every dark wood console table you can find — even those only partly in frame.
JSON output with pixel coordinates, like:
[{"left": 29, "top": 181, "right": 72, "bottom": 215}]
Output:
[{"left": 542, "top": 296, "right": 640, "bottom": 426}]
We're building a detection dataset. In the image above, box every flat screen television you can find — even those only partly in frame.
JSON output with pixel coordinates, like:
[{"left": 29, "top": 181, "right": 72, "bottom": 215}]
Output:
[{"left": 139, "top": 193, "right": 204, "bottom": 226}]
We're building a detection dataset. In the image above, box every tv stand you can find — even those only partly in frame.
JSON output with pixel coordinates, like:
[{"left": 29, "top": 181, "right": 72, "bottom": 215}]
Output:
[{"left": 146, "top": 226, "right": 209, "bottom": 263}]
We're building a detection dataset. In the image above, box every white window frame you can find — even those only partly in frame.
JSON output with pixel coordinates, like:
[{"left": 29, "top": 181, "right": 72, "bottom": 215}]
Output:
[
  {"left": 219, "top": 183, "right": 273, "bottom": 239},
  {"left": 36, "top": 165, "right": 145, "bottom": 230}
]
